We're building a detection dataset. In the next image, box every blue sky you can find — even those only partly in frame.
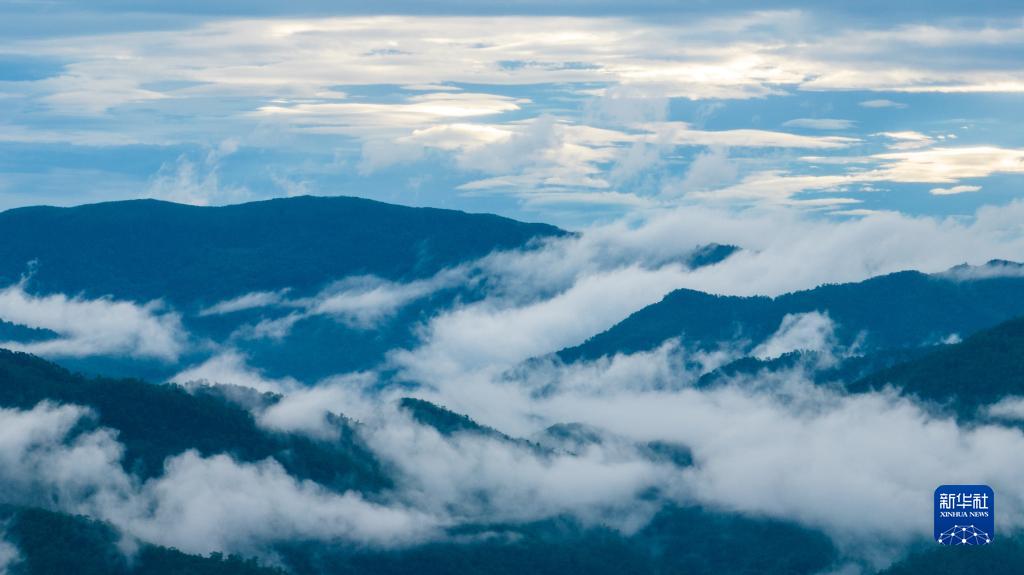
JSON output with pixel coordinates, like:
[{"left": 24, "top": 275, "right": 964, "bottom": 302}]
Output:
[{"left": 1, "top": 1, "right": 1023, "bottom": 227}]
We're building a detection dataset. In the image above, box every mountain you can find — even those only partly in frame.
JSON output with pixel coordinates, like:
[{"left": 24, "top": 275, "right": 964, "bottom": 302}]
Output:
[
  {"left": 849, "top": 315, "right": 1024, "bottom": 415},
  {"left": 0, "top": 196, "right": 567, "bottom": 381},
  {"left": 560, "top": 266, "right": 1024, "bottom": 363},
  {"left": 276, "top": 505, "right": 837, "bottom": 575},
  {"left": 0, "top": 349, "right": 840, "bottom": 575},
  {"left": 694, "top": 346, "right": 936, "bottom": 390},
  {"left": 0, "top": 196, "right": 566, "bottom": 306},
  {"left": 0, "top": 349, "right": 388, "bottom": 490},
  {"left": 878, "top": 536, "right": 1024, "bottom": 574},
  {"left": 2, "top": 506, "right": 283, "bottom": 575}
]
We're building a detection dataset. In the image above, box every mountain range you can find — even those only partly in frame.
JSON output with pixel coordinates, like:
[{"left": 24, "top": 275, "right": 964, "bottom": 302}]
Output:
[{"left": 0, "top": 196, "right": 1021, "bottom": 574}]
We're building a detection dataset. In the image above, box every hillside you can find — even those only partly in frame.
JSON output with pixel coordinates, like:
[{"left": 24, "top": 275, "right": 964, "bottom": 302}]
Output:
[
  {"left": 0, "top": 196, "right": 566, "bottom": 306},
  {"left": 0, "top": 349, "right": 388, "bottom": 490},
  {"left": 849, "top": 316, "right": 1024, "bottom": 414},
  {"left": 1, "top": 506, "right": 283, "bottom": 575},
  {"left": 561, "top": 267, "right": 1024, "bottom": 362}
]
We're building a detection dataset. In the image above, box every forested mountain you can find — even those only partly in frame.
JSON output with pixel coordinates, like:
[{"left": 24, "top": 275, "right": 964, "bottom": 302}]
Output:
[
  {"left": 561, "top": 266, "right": 1024, "bottom": 362},
  {"left": 2, "top": 337, "right": 1021, "bottom": 574},
  {"left": 0, "top": 196, "right": 565, "bottom": 306},
  {"left": 1, "top": 506, "right": 283, "bottom": 575},
  {"left": 0, "top": 349, "right": 388, "bottom": 490},
  {"left": 276, "top": 505, "right": 838, "bottom": 575},
  {"left": 878, "top": 536, "right": 1024, "bottom": 574},
  {"left": 849, "top": 316, "right": 1024, "bottom": 415}
]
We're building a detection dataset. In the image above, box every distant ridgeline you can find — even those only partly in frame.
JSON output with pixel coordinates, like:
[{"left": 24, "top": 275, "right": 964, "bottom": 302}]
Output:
[
  {"left": 0, "top": 196, "right": 567, "bottom": 380},
  {"left": 0, "top": 197, "right": 744, "bottom": 382},
  {"left": 0, "top": 196, "right": 566, "bottom": 304},
  {"left": 560, "top": 262, "right": 1024, "bottom": 364}
]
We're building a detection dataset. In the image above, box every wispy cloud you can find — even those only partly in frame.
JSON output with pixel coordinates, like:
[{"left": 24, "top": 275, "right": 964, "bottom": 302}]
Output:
[{"left": 0, "top": 281, "right": 185, "bottom": 360}]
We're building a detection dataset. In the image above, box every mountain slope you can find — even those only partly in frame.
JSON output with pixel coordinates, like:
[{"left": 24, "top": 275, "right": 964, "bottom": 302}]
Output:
[
  {"left": 878, "top": 536, "right": 1024, "bottom": 574},
  {"left": 561, "top": 267, "right": 1024, "bottom": 362},
  {"left": 0, "top": 349, "right": 388, "bottom": 490},
  {"left": 849, "top": 315, "right": 1024, "bottom": 414},
  {"left": 277, "top": 505, "right": 837, "bottom": 575},
  {"left": 0, "top": 196, "right": 566, "bottom": 306},
  {"left": 2, "top": 506, "right": 283, "bottom": 575}
]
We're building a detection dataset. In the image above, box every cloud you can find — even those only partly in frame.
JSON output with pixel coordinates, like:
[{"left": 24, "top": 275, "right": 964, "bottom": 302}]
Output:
[
  {"left": 986, "top": 396, "right": 1024, "bottom": 421},
  {"left": 256, "top": 374, "right": 375, "bottom": 439},
  {"left": 938, "top": 260, "right": 1024, "bottom": 281},
  {"left": 930, "top": 184, "right": 982, "bottom": 195},
  {"left": 361, "top": 405, "right": 676, "bottom": 533},
  {"left": 876, "top": 131, "right": 933, "bottom": 150},
  {"left": 0, "top": 402, "right": 133, "bottom": 512},
  {"left": 782, "top": 118, "right": 856, "bottom": 130},
  {"left": 198, "top": 290, "right": 291, "bottom": 316},
  {"left": 0, "top": 527, "right": 18, "bottom": 575},
  {"left": 859, "top": 99, "right": 906, "bottom": 108},
  {"left": 0, "top": 281, "right": 185, "bottom": 360},
  {"left": 119, "top": 451, "right": 436, "bottom": 554},
  {"left": 372, "top": 337, "right": 1024, "bottom": 566},
  {"left": 0, "top": 401, "right": 437, "bottom": 556},
  {"left": 223, "top": 269, "right": 469, "bottom": 342},
  {"left": 690, "top": 145, "right": 1024, "bottom": 204},
  {"left": 674, "top": 146, "right": 739, "bottom": 193},
  {"left": 650, "top": 122, "right": 859, "bottom": 149},
  {"left": 871, "top": 147, "right": 1024, "bottom": 183},
  {"left": 382, "top": 200, "right": 1024, "bottom": 409},
  {"left": 8, "top": 12, "right": 1024, "bottom": 213},
  {"left": 145, "top": 154, "right": 250, "bottom": 206},
  {"left": 391, "top": 264, "right": 695, "bottom": 383},
  {"left": 170, "top": 350, "right": 299, "bottom": 394},
  {"left": 752, "top": 312, "right": 837, "bottom": 360}
]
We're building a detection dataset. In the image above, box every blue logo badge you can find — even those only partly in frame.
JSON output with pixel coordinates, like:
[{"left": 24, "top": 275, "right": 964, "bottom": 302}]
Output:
[{"left": 934, "top": 485, "right": 994, "bottom": 545}]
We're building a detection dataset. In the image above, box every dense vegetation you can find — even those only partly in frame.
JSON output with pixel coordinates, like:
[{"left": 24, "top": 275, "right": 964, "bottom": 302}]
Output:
[
  {"left": 850, "top": 316, "right": 1024, "bottom": 415},
  {"left": 695, "top": 346, "right": 936, "bottom": 389},
  {"left": 0, "top": 196, "right": 565, "bottom": 306},
  {"left": 0, "top": 320, "right": 55, "bottom": 342},
  {"left": 2, "top": 506, "right": 284, "bottom": 575},
  {"left": 879, "top": 536, "right": 1024, "bottom": 574},
  {"left": 276, "top": 506, "right": 838, "bottom": 575},
  {"left": 0, "top": 349, "right": 388, "bottom": 490},
  {"left": 561, "top": 269, "right": 1024, "bottom": 362}
]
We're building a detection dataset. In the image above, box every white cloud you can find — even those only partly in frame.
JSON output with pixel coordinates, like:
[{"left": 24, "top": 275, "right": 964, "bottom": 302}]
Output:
[
  {"left": 145, "top": 155, "right": 250, "bottom": 207},
  {"left": 871, "top": 147, "right": 1024, "bottom": 183},
  {"left": 938, "top": 260, "right": 1024, "bottom": 281},
  {"left": 392, "top": 264, "right": 694, "bottom": 383},
  {"left": 690, "top": 145, "right": 1024, "bottom": 204},
  {"left": 119, "top": 451, "right": 436, "bottom": 554},
  {"left": 257, "top": 374, "right": 375, "bottom": 439},
  {"left": 675, "top": 146, "right": 739, "bottom": 193},
  {"left": 0, "top": 281, "right": 185, "bottom": 360},
  {"left": 859, "top": 99, "right": 906, "bottom": 108},
  {"left": 8, "top": 13, "right": 1024, "bottom": 208},
  {"left": 171, "top": 350, "right": 299, "bottom": 394},
  {"left": 649, "top": 122, "right": 859, "bottom": 149},
  {"left": 0, "top": 527, "right": 18, "bottom": 575},
  {"left": 0, "top": 401, "right": 437, "bottom": 556},
  {"left": 224, "top": 270, "right": 468, "bottom": 343},
  {"left": 199, "top": 290, "right": 291, "bottom": 316},
  {"left": 782, "top": 118, "right": 856, "bottom": 130},
  {"left": 752, "top": 312, "right": 837, "bottom": 360},
  {"left": 930, "top": 184, "right": 982, "bottom": 195},
  {"left": 987, "top": 397, "right": 1024, "bottom": 421}
]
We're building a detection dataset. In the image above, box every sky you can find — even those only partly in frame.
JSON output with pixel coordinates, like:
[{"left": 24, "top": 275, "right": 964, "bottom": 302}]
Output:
[{"left": 1, "top": 1, "right": 1023, "bottom": 228}]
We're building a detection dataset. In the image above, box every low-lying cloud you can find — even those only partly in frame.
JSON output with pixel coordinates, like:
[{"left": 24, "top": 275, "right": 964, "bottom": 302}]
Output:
[
  {"left": 0, "top": 402, "right": 436, "bottom": 556},
  {"left": 0, "top": 281, "right": 185, "bottom": 360}
]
